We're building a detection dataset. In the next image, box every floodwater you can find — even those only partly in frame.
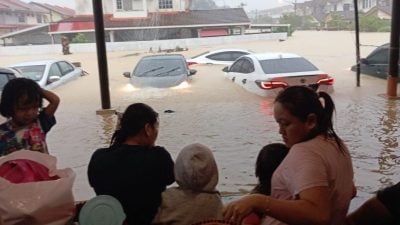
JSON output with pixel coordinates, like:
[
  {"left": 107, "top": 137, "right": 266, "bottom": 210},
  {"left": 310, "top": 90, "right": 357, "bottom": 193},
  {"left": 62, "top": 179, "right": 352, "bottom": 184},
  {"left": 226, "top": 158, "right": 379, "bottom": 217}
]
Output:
[{"left": 1, "top": 31, "right": 399, "bottom": 211}]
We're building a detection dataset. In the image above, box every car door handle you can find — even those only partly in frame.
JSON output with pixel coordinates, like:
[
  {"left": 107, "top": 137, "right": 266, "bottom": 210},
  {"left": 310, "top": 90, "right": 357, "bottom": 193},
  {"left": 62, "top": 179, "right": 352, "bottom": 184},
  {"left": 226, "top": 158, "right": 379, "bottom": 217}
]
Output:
[{"left": 242, "top": 79, "right": 247, "bottom": 84}]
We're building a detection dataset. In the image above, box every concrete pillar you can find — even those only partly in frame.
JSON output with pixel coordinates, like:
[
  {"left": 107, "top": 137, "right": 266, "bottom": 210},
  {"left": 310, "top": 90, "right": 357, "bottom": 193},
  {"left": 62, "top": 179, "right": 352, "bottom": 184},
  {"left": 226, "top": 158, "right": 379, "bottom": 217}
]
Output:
[{"left": 109, "top": 31, "right": 115, "bottom": 42}]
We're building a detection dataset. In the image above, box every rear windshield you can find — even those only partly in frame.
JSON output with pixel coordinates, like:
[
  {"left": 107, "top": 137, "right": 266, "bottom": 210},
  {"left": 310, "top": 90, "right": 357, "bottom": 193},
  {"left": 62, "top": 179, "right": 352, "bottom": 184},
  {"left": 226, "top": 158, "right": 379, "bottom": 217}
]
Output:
[
  {"left": 190, "top": 51, "right": 210, "bottom": 59},
  {"left": 13, "top": 65, "right": 45, "bottom": 81},
  {"left": 260, "top": 57, "right": 319, "bottom": 74}
]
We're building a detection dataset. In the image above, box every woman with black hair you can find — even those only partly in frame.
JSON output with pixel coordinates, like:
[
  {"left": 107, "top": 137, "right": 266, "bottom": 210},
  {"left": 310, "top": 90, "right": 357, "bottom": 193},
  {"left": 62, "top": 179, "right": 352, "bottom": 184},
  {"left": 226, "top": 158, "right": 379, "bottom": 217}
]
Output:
[
  {"left": 88, "top": 103, "right": 175, "bottom": 225},
  {"left": 224, "top": 86, "right": 355, "bottom": 225}
]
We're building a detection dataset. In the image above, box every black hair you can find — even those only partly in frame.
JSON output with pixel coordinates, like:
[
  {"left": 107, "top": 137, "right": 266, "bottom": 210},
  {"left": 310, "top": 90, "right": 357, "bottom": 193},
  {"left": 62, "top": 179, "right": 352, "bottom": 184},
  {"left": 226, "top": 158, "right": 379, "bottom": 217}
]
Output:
[
  {"left": 0, "top": 78, "right": 43, "bottom": 118},
  {"left": 110, "top": 103, "right": 158, "bottom": 146},
  {"left": 274, "top": 86, "right": 346, "bottom": 153},
  {"left": 253, "top": 143, "right": 289, "bottom": 195}
]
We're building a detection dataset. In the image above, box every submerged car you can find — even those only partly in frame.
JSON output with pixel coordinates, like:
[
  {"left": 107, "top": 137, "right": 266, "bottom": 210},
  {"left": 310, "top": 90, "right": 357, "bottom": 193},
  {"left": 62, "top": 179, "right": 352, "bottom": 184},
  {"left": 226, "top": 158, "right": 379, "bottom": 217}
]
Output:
[
  {"left": 351, "top": 43, "right": 400, "bottom": 80},
  {"left": 10, "top": 60, "right": 83, "bottom": 89},
  {"left": 0, "top": 67, "right": 22, "bottom": 92},
  {"left": 222, "top": 53, "right": 334, "bottom": 97},
  {"left": 123, "top": 54, "right": 197, "bottom": 88},
  {"left": 186, "top": 49, "right": 253, "bottom": 66}
]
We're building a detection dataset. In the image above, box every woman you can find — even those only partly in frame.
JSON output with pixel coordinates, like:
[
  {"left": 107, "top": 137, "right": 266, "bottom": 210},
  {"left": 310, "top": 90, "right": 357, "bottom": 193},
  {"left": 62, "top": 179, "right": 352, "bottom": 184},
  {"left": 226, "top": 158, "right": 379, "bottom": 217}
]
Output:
[
  {"left": 224, "top": 86, "right": 354, "bottom": 225},
  {"left": 88, "top": 103, "right": 175, "bottom": 225}
]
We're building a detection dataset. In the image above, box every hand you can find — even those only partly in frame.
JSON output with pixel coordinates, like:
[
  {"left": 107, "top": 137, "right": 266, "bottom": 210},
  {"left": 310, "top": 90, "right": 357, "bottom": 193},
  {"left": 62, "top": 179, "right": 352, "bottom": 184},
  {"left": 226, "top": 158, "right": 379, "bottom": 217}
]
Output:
[{"left": 223, "top": 194, "right": 268, "bottom": 225}]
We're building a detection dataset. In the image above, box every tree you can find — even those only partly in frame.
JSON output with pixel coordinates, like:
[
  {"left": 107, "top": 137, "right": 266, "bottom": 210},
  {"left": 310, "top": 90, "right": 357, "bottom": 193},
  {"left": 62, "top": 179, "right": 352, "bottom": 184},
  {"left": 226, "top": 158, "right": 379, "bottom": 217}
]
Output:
[
  {"left": 326, "top": 13, "right": 350, "bottom": 30},
  {"left": 359, "top": 14, "right": 391, "bottom": 32},
  {"left": 72, "top": 33, "right": 88, "bottom": 43}
]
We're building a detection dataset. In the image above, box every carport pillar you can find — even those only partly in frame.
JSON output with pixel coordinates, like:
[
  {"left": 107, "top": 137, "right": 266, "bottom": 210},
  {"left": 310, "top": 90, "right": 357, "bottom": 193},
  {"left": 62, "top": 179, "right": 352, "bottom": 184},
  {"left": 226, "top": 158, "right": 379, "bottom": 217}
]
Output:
[
  {"left": 92, "top": 0, "right": 113, "bottom": 112},
  {"left": 386, "top": 0, "right": 399, "bottom": 98}
]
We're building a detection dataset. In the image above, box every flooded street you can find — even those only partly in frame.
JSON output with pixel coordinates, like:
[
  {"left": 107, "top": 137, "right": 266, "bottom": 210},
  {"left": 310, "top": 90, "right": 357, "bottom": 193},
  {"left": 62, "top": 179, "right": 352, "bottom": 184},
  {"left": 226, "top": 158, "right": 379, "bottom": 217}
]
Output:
[{"left": 2, "top": 31, "right": 399, "bottom": 211}]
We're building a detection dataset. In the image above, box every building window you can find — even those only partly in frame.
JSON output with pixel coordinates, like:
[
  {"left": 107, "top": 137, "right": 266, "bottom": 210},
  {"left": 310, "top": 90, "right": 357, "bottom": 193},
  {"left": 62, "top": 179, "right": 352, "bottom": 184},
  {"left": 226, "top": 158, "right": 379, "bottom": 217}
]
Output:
[
  {"left": 36, "top": 15, "right": 42, "bottom": 23},
  {"left": 116, "top": 0, "right": 123, "bottom": 10},
  {"left": 343, "top": 3, "right": 350, "bottom": 11},
  {"left": 18, "top": 14, "right": 26, "bottom": 23},
  {"left": 159, "top": 0, "right": 173, "bottom": 9}
]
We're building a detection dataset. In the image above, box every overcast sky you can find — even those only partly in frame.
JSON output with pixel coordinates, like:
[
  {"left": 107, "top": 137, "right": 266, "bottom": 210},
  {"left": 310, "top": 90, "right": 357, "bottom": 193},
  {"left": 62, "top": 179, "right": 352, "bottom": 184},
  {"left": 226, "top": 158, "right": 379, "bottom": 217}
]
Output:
[{"left": 22, "top": 0, "right": 293, "bottom": 11}]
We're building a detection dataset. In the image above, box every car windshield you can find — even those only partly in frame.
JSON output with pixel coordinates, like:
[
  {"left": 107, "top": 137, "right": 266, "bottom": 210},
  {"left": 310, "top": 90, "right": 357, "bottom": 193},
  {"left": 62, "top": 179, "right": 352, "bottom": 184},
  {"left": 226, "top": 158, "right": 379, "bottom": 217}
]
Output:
[
  {"left": 134, "top": 58, "right": 185, "bottom": 77},
  {"left": 259, "top": 58, "right": 319, "bottom": 74},
  {"left": 13, "top": 65, "right": 45, "bottom": 81}
]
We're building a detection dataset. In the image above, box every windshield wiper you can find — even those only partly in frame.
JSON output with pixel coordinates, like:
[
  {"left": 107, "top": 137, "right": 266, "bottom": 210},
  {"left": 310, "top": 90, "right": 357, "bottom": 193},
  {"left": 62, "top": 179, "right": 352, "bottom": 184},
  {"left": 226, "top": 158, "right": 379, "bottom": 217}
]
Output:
[
  {"left": 153, "top": 67, "right": 180, "bottom": 77},
  {"left": 138, "top": 66, "right": 164, "bottom": 76}
]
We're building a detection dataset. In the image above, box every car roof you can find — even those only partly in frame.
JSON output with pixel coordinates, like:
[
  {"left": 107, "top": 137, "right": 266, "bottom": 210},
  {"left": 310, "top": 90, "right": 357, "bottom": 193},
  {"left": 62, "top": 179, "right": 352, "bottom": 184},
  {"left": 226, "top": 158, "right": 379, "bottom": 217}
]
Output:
[
  {"left": 246, "top": 52, "right": 302, "bottom": 60},
  {"left": 208, "top": 48, "right": 252, "bottom": 53},
  {"left": 141, "top": 54, "right": 185, "bottom": 60},
  {"left": 9, "top": 59, "right": 60, "bottom": 67}
]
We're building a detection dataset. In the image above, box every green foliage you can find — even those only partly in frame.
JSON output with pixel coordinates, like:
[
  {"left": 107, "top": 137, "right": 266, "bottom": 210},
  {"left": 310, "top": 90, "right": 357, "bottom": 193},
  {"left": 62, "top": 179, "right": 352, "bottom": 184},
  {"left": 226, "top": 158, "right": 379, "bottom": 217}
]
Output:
[
  {"left": 326, "top": 13, "right": 351, "bottom": 30},
  {"left": 72, "top": 33, "right": 88, "bottom": 43},
  {"left": 279, "top": 13, "right": 304, "bottom": 35},
  {"left": 191, "top": 0, "right": 218, "bottom": 10},
  {"left": 359, "top": 14, "right": 391, "bottom": 32}
]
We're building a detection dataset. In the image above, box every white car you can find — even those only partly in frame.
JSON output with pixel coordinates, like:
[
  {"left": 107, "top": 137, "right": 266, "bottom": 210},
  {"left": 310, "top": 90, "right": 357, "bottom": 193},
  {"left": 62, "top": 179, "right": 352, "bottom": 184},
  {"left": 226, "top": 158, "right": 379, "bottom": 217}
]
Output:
[
  {"left": 223, "top": 53, "right": 334, "bottom": 97},
  {"left": 186, "top": 49, "right": 253, "bottom": 66},
  {"left": 9, "top": 60, "right": 83, "bottom": 89}
]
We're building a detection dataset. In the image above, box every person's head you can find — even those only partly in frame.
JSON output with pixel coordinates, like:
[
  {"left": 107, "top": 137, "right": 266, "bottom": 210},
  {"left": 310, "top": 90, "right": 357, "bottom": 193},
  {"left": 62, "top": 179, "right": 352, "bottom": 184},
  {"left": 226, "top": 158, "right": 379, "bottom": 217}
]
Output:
[
  {"left": 0, "top": 78, "right": 43, "bottom": 126},
  {"left": 174, "top": 143, "right": 219, "bottom": 192},
  {"left": 273, "top": 86, "right": 343, "bottom": 151},
  {"left": 110, "top": 103, "right": 159, "bottom": 146},
  {"left": 254, "top": 143, "right": 289, "bottom": 195}
]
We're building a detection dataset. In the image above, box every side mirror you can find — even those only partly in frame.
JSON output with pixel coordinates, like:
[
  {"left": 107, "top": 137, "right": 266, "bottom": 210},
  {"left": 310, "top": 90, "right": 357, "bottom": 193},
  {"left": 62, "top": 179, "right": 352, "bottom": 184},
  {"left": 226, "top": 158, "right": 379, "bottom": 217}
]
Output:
[
  {"left": 48, "top": 75, "right": 60, "bottom": 84},
  {"left": 123, "top": 72, "right": 131, "bottom": 78},
  {"left": 189, "top": 69, "right": 197, "bottom": 76},
  {"left": 359, "top": 58, "right": 368, "bottom": 65},
  {"left": 222, "top": 66, "right": 229, "bottom": 72}
]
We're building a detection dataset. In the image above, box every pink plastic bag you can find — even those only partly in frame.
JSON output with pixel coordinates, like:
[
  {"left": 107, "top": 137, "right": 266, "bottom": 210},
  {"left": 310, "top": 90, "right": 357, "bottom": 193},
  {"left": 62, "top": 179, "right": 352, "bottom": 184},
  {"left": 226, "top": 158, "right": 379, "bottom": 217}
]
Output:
[
  {"left": 0, "top": 151, "right": 76, "bottom": 225},
  {"left": 0, "top": 159, "right": 60, "bottom": 183}
]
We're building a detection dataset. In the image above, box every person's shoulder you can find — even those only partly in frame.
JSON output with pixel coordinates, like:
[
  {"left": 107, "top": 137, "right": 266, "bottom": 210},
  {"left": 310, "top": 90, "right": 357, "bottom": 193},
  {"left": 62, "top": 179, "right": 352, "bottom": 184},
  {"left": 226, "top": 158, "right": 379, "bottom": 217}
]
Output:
[{"left": 92, "top": 147, "right": 111, "bottom": 157}]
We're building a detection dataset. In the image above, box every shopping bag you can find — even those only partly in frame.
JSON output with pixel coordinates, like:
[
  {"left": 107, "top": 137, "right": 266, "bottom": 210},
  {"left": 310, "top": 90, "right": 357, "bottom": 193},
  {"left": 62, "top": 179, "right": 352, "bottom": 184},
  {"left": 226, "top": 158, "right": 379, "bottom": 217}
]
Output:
[{"left": 0, "top": 150, "right": 76, "bottom": 225}]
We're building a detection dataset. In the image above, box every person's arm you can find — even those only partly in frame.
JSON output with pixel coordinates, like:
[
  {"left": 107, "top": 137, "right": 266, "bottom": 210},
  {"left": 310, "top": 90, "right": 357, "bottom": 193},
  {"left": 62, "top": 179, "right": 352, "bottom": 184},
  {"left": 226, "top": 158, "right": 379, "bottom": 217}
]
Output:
[
  {"left": 346, "top": 196, "right": 395, "bottom": 225},
  {"left": 41, "top": 89, "right": 60, "bottom": 117},
  {"left": 224, "top": 186, "right": 331, "bottom": 225}
]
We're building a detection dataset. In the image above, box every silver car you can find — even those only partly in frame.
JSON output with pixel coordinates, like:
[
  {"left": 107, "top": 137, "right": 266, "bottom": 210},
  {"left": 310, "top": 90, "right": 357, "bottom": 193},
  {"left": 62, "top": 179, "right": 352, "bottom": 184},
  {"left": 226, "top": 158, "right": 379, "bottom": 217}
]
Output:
[
  {"left": 10, "top": 60, "right": 83, "bottom": 89},
  {"left": 0, "top": 67, "right": 22, "bottom": 92},
  {"left": 123, "top": 54, "right": 197, "bottom": 88}
]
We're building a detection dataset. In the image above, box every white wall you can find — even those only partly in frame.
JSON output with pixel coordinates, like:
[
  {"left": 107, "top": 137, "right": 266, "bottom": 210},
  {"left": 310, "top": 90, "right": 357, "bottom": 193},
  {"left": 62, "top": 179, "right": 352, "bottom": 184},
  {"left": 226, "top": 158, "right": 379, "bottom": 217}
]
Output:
[{"left": 0, "top": 33, "right": 287, "bottom": 55}]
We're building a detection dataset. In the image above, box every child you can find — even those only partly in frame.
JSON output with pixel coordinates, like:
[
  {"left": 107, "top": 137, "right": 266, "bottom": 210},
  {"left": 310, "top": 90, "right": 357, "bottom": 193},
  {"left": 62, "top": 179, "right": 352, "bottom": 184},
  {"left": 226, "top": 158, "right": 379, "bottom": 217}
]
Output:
[
  {"left": 241, "top": 143, "right": 289, "bottom": 225},
  {"left": 0, "top": 78, "right": 60, "bottom": 156},
  {"left": 152, "top": 143, "right": 223, "bottom": 225}
]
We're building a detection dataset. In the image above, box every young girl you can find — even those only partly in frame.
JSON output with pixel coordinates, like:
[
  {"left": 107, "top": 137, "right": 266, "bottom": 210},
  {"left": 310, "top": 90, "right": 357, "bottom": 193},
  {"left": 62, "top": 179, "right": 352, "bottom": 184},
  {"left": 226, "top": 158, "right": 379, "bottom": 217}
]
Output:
[{"left": 0, "top": 78, "right": 60, "bottom": 156}]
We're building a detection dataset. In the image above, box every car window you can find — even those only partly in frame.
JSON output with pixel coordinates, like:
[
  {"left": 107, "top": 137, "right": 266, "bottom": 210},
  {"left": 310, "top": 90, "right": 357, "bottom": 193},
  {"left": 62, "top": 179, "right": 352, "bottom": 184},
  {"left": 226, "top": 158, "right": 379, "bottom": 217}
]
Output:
[
  {"left": 367, "top": 49, "right": 388, "bottom": 64},
  {"left": 0, "top": 73, "right": 14, "bottom": 91},
  {"left": 134, "top": 58, "right": 186, "bottom": 77},
  {"left": 240, "top": 59, "right": 255, "bottom": 73},
  {"left": 206, "top": 52, "right": 232, "bottom": 61},
  {"left": 49, "top": 63, "right": 62, "bottom": 77},
  {"left": 57, "top": 61, "right": 75, "bottom": 75},
  {"left": 231, "top": 52, "right": 250, "bottom": 61},
  {"left": 13, "top": 65, "right": 45, "bottom": 81},
  {"left": 191, "top": 51, "right": 210, "bottom": 59},
  {"left": 230, "top": 59, "right": 245, "bottom": 72},
  {"left": 259, "top": 57, "right": 319, "bottom": 74}
]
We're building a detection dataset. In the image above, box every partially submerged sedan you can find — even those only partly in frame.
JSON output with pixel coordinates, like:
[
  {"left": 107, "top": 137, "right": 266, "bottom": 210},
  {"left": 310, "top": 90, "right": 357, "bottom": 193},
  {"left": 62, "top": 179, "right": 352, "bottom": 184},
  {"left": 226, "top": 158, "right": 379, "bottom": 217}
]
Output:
[
  {"left": 187, "top": 49, "right": 253, "bottom": 66},
  {"left": 123, "top": 54, "right": 197, "bottom": 88},
  {"left": 223, "top": 53, "right": 334, "bottom": 97},
  {"left": 10, "top": 60, "right": 83, "bottom": 89}
]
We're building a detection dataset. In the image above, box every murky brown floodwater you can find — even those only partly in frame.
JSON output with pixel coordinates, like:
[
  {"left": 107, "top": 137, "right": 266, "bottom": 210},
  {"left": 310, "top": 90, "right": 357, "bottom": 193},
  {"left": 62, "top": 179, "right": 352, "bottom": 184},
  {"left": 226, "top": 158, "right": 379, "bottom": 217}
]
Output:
[{"left": 1, "top": 31, "right": 398, "bottom": 211}]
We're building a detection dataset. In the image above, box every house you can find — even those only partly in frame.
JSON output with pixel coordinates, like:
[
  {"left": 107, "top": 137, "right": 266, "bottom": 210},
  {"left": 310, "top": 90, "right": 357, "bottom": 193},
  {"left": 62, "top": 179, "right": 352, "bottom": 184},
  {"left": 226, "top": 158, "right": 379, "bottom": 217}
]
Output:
[
  {"left": 0, "top": 0, "right": 48, "bottom": 35},
  {"left": 49, "top": 0, "right": 251, "bottom": 43},
  {"left": 29, "top": 2, "right": 75, "bottom": 22}
]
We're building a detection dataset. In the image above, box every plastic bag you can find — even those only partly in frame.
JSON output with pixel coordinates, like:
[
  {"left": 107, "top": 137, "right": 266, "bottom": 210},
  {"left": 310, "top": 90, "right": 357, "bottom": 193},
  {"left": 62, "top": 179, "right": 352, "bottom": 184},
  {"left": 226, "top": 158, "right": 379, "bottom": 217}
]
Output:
[
  {"left": 0, "top": 159, "right": 60, "bottom": 183},
  {"left": 0, "top": 150, "right": 76, "bottom": 225}
]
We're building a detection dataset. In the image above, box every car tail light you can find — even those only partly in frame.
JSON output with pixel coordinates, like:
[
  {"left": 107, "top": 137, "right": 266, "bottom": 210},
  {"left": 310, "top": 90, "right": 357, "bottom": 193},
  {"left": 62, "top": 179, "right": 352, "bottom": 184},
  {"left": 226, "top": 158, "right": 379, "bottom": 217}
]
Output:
[
  {"left": 257, "top": 81, "right": 288, "bottom": 90},
  {"left": 317, "top": 76, "right": 334, "bottom": 85},
  {"left": 187, "top": 61, "right": 197, "bottom": 66}
]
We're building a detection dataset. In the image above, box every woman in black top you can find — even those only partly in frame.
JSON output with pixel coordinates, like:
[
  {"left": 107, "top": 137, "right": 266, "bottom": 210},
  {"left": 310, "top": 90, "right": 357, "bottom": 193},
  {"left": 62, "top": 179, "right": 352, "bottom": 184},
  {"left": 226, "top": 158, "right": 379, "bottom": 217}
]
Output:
[{"left": 88, "top": 103, "right": 175, "bottom": 225}]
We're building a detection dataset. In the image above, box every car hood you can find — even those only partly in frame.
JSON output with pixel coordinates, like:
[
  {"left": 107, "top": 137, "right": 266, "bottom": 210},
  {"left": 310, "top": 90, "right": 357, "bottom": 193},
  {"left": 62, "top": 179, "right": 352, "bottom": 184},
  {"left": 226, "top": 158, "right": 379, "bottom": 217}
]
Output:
[{"left": 130, "top": 74, "right": 187, "bottom": 88}]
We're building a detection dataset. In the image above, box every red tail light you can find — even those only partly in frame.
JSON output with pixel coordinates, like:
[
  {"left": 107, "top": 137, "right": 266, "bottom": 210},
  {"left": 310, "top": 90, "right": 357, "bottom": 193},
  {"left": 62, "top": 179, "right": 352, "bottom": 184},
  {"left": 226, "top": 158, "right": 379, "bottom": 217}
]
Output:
[
  {"left": 317, "top": 77, "right": 334, "bottom": 85},
  {"left": 187, "top": 61, "right": 197, "bottom": 66},
  {"left": 258, "top": 81, "right": 288, "bottom": 90}
]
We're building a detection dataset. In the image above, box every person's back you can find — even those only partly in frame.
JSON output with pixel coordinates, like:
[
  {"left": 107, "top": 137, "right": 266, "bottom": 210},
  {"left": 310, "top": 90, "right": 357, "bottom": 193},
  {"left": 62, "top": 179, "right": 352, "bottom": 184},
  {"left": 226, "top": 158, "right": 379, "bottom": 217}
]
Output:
[
  {"left": 88, "top": 103, "right": 174, "bottom": 225},
  {"left": 152, "top": 143, "right": 223, "bottom": 225}
]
